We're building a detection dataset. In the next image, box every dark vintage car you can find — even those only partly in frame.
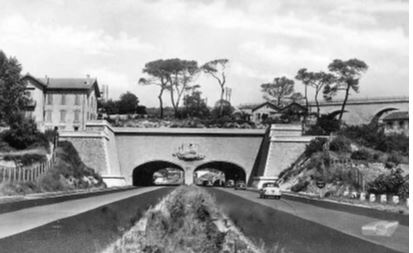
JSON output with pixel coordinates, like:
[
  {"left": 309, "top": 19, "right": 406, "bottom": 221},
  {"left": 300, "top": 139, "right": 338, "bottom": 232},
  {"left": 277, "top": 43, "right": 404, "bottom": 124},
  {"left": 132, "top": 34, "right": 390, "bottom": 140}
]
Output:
[
  {"left": 234, "top": 181, "right": 247, "bottom": 190},
  {"left": 225, "top": 179, "right": 235, "bottom": 188}
]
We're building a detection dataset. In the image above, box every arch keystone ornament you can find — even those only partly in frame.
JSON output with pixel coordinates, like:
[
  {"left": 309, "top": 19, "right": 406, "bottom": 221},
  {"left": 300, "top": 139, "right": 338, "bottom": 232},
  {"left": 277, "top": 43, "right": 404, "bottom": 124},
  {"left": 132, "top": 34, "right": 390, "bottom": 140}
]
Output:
[{"left": 173, "top": 143, "right": 205, "bottom": 161}]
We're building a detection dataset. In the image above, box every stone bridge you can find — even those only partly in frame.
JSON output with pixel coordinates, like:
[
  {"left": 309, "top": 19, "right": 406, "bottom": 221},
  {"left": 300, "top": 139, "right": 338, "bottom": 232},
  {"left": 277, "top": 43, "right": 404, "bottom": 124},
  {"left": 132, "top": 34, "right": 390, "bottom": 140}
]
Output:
[
  {"left": 60, "top": 122, "right": 314, "bottom": 188},
  {"left": 309, "top": 96, "right": 408, "bottom": 125}
]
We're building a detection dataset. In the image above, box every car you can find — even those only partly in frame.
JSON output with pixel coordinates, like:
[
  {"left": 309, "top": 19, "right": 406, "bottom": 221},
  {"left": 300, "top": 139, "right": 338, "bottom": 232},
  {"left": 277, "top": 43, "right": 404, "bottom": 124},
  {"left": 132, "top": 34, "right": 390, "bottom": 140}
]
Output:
[
  {"left": 259, "top": 182, "right": 281, "bottom": 199},
  {"left": 234, "top": 181, "right": 247, "bottom": 190},
  {"left": 225, "top": 180, "right": 235, "bottom": 188}
]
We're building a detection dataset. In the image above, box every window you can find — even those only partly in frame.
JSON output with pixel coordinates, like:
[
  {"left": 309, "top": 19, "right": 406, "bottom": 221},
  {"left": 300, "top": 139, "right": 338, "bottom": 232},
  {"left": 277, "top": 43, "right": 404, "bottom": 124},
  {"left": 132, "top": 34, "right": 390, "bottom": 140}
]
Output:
[
  {"left": 46, "top": 110, "right": 52, "bottom": 122},
  {"left": 74, "top": 110, "right": 80, "bottom": 123},
  {"left": 47, "top": 94, "right": 53, "bottom": 105},
  {"left": 75, "top": 94, "right": 80, "bottom": 105},
  {"left": 60, "top": 110, "right": 66, "bottom": 122},
  {"left": 61, "top": 94, "right": 66, "bottom": 105}
]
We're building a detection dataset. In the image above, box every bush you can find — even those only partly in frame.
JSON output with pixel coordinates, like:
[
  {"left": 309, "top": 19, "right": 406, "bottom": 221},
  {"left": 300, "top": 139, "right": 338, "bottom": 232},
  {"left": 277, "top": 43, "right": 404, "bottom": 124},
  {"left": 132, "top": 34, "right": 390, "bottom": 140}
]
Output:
[
  {"left": 329, "top": 136, "right": 351, "bottom": 153},
  {"left": 304, "top": 137, "right": 328, "bottom": 157},
  {"left": 397, "top": 175, "right": 409, "bottom": 200},
  {"left": 317, "top": 115, "right": 341, "bottom": 134},
  {"left": 376, "top": 134, "right": 409, "bottom": 156},
  {"left": 304, "top": 124, "right": 326, "bottom": 135},
  {"left": 2, "top": 115, "right": 50, "bottom": 151},
  {"left": 339, "top": 125, "right": 408, "bottom": 156},
  {"left": 291, "top": 179, "right": 309, "bottom": 192},
  {"left": 351, "top": 149, "right": 371, "bottom": 161},
  {"left": 385, "top": 152, "right": 403, "bottom": 169},
  {"left": 367, "top": 168, "right": 406, "bottom": 196},
  {"left": 3, "top": 153, "right": 47, "bottom": 166}
]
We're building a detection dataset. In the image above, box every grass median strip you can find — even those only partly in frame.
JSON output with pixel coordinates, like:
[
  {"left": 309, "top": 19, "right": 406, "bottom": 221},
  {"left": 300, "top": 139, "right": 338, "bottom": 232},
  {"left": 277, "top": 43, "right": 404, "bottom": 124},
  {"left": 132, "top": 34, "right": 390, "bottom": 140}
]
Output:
[{"left": 104, "top": 185, "right": 260, "bottom": 253}]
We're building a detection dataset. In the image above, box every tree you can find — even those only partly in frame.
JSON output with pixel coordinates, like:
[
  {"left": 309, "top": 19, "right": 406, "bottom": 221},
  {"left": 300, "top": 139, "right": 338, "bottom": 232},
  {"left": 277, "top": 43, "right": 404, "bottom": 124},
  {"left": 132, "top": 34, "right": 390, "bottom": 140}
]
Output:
[
  {"left": 296, "top": 68, "right": 335, "bottom": 118},
  {"left": 323, "top": 59, "right": 368, "bottom": 121},
  {"left": 139, "top": 59, "right": 170, "bottom": 118},
  {"left": 100, "top": 99, "right": 119, "bottom": 114},
  {"left": 164, "top": 59, "right": 199, "bottom": 117},
  {"left": 117, "top": 91, "right": 139, "bottom": 114},
  {"left": 0, "top": 51, "right": 29, "bottom": 125},
  {"left": 260, "top": 76, "right": 294, "bottom": 107},
  {"left": 289, "top": 92, "right": 305, "bottom": 104},
  {"left": 201, "top": 59, "right": 229, "bottom": 116},
  {"left": 211, "top": 99, "right": 233, "bottom": 118},
  {"left": 182, "top": 89, "right": 210, "bottom": 118}
]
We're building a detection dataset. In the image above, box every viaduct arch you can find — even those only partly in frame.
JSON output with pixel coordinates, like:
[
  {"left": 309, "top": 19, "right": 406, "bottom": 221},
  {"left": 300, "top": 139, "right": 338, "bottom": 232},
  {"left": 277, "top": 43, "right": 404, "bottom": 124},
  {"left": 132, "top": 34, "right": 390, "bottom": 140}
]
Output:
[{"left": 310, "top": 97, "right": 408, "bottom": 125}]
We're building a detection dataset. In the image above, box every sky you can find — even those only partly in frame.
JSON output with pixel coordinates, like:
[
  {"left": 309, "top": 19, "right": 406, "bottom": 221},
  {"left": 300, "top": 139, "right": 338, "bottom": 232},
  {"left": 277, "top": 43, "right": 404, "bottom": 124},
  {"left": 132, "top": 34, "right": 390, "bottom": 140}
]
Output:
[{"left": 0, "top": 0, "right": 409, "bottom": 107}]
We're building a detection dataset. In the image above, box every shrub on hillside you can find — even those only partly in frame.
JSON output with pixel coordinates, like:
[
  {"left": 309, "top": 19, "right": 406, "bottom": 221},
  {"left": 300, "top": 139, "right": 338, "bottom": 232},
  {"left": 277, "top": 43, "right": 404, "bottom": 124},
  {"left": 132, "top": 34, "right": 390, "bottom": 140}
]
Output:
[
  {"left": 350, "top": 149, "right": 371, "bottom": 161},
  {"left": 397, "top": 175, "right": 409, "bottom": 200},
  {"left": 304, "top": 137, "right": 328, "bottom": 157},
  {"left": 3, "top": 153, "right": 47, "bottom": 166},
  {"left": 339, "top": 125, "right": 408, "bottom": 156},
  {"left": 376, "top": 134, "right": 409, "bottom": 156},
  {"left": 367, "top": 168, "right": 406, "bottom": 197},
  {"left": 291, "top": 179, "right": 309, "bottom": 192},
  {"left": 304, "top": 124, "right": 326, "bottom": 135},
  {"left": 316, "top": 115, "right": 341, "bottom": 134},
  {"left": 2, "top": 115, "right": 50, "bottom": 151},
  {"left": 329, "top": 136, "right": 351, "bottom": 153}
]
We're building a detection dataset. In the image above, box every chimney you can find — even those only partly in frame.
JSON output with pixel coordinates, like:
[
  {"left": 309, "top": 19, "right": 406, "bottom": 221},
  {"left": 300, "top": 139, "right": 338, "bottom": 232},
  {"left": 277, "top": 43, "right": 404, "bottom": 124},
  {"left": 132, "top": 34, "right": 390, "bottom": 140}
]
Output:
[{"left": 45, "top": 75, "right": 49, "bottom": 84}]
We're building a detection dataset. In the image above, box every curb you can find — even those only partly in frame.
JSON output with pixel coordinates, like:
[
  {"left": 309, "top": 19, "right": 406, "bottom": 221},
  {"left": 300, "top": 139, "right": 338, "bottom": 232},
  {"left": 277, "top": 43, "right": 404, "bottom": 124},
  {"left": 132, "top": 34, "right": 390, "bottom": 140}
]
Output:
[
  {"left": 246, "top": 188, "right": 408, "bottom": 226},
  {"left": 0, "top": 186, "right": 135, "bottom": 215}
]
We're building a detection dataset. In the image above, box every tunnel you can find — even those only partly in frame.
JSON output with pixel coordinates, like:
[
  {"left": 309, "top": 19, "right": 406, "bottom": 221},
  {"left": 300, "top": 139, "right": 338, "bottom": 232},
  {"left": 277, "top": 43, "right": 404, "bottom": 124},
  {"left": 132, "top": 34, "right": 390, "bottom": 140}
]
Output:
[
  {"left": 194, "top": 161, "right": 246, "bottom": 185},
  {"left": 132, "top": 161, "right": 184, "bottom": 186}
]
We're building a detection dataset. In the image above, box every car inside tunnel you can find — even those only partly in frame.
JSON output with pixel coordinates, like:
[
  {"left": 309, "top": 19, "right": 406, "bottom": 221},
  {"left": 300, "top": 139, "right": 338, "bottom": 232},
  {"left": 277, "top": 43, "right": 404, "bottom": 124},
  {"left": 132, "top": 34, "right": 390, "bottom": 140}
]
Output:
[
  {"left": 194, "top": 161, "right": 246, "bottom": 186},
  {"left": 132, "top": 161, "right": 184, "bottom": 186}
]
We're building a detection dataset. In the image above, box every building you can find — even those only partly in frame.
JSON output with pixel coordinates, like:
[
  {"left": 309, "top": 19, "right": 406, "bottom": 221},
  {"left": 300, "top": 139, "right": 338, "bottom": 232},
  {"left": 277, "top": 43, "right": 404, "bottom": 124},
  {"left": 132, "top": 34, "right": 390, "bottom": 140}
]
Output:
[
  {"left": 22, "top": 74, "right": 100, "bottom": 131},
  {"left": 251, "top": 102, "right": 307, "bottom": 123},
  {"left": 382, "top": 111, "right": 409, "bottom": 136},
  {"left": 251, "top": 102, "right": 281, "bottom": 122}
]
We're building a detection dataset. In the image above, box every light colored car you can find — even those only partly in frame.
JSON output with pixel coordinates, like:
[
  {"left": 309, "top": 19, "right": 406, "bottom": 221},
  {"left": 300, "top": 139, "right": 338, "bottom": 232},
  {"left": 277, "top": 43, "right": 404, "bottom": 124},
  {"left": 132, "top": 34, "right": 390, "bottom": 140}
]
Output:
[{"left": 259, "top": 183, "right": 281, "bottom": 199}]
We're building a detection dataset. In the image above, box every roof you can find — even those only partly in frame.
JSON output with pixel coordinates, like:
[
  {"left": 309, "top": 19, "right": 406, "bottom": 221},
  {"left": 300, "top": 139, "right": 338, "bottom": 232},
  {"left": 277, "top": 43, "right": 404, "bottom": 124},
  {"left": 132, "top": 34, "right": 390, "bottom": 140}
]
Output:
[
  {"left": 22, "top": 74, "right": 100, "bottom": 97},
  {"left": 252, "top": 102, "right": 280, "bottom": 112},
  {"left": 38, "top": 78, "right": 97, "bottom": 90},
  {"left": 382, "top": 111, "right": 409, "bottom": 121}
]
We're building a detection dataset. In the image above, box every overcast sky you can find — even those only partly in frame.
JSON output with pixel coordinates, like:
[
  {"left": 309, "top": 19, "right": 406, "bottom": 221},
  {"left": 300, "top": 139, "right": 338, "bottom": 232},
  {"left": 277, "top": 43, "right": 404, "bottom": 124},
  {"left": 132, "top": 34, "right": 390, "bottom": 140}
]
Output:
[{"left": 0, "top": 0, "right": 409, "bottom": 107}]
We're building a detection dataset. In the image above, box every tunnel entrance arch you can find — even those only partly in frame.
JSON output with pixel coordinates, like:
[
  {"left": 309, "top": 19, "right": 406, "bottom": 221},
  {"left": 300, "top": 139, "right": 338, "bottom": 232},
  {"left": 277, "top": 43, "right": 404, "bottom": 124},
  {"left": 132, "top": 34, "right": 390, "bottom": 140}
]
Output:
[
  {"left": 132, "top": 161, "right": 184, "bottom": 186},
  {"left": 194, "top": 161, "right": 246, "bottom": 185}
]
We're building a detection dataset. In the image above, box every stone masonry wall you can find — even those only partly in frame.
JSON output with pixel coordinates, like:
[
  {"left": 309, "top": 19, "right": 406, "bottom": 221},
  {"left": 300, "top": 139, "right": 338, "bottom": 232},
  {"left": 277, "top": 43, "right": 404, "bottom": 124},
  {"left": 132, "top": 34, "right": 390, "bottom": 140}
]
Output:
[
  {"left": 264, "top": 141, "right": 307, "bottom": 178},
  {"left": 60, "top": 135, "right": 108, "bottom": 175}
]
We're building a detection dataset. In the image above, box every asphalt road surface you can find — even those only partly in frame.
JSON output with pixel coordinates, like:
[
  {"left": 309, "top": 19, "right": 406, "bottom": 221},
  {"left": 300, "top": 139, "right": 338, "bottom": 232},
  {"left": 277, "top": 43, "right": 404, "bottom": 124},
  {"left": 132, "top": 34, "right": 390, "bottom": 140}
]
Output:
[
  {"left": 0, "top": 187, "right": 173, "bottom": 253},
  {"left": 0, "top": 186, "right": 408, "bottom": 253},
  {"left": 207, "top": 187, "right": 408, "bottom": 253}
]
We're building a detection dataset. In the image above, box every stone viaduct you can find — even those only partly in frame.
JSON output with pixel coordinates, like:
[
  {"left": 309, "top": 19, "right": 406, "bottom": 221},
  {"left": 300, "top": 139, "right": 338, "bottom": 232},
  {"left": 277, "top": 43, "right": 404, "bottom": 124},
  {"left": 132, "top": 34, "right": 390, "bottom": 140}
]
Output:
[
  {"left": 309, "top": 96, "right": 408, "bottom": 125},
  {"left": 60, "top": 122, "right": 312, "bottom": 188}
]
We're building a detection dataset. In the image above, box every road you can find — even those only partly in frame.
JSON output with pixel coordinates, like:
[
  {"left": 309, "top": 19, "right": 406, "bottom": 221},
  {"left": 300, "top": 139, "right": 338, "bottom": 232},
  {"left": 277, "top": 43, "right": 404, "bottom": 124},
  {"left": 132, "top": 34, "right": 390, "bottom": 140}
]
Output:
[
  {"left": 207, "top": 187, "right": 408, "bottom": 253},
  {"left": 0, "top": 187, "right": 173, "bottom": 253},
  {"left": 0, "top": 186, "right": 408, "bottom": 253}
]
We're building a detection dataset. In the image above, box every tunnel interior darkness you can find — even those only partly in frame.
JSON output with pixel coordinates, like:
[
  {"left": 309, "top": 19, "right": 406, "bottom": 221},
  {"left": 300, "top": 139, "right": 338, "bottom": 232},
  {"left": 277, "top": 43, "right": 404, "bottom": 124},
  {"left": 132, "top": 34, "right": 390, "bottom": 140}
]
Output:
[
  {"left": 194, "top": 161, "right": 246, "bottom": 184},
  {"left": 132, "top": 161, "right": 184, "bottom": 186}
]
